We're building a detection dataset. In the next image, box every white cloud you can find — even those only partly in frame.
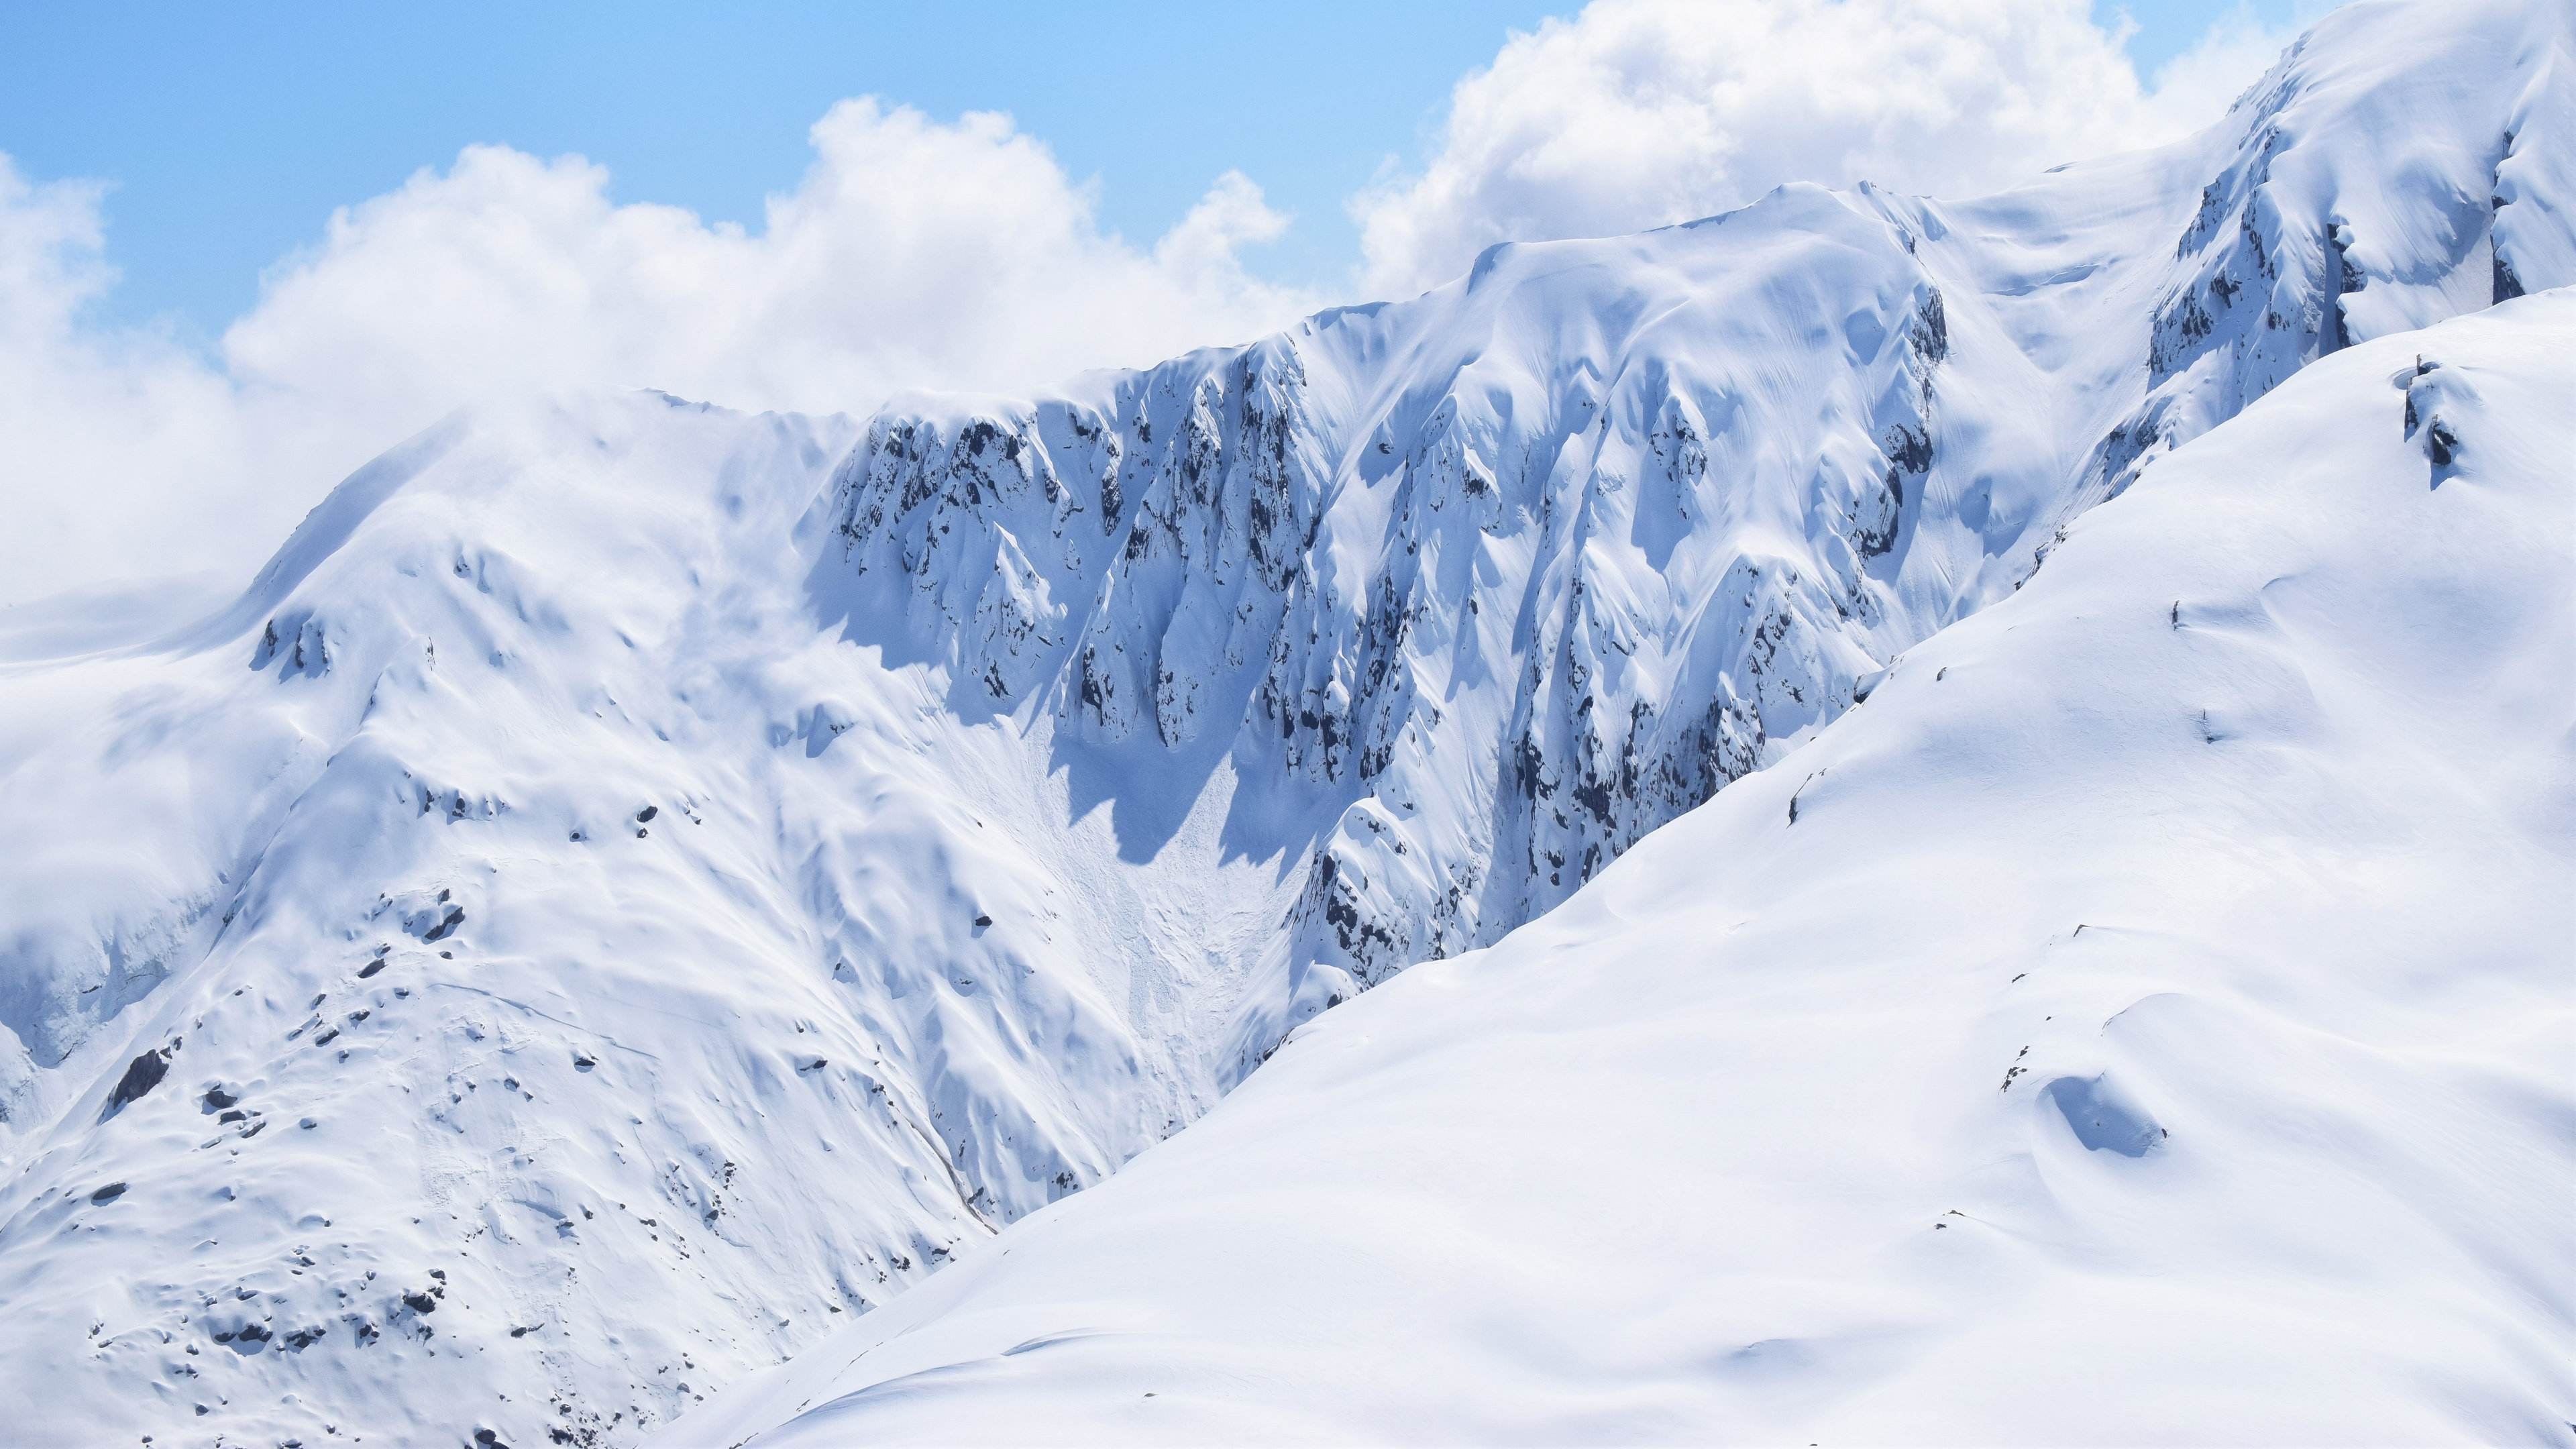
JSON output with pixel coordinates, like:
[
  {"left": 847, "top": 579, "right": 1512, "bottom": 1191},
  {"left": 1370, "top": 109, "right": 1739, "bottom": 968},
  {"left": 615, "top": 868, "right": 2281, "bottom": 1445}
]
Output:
[
  {"left": 0, "top": 103, "right": 1311, "bottom": 608},
  {"left": 2137, "top": 6, "right": 2306, "bottom": 136},
  {"left": 0, "top": 3, "right": 2309, "bottom": 609},
  {"left": 1352, "top": 0, "right": 2300, "bottom": 298},
  {"left": 225, "top": 100, "right": 1309, "bottom": 419},
  {"left": 0, "top": 158, "right": 260, "bottom": 610},
  {"left": 1155, "top": 170, "right": 1296, "bottom": 282}
]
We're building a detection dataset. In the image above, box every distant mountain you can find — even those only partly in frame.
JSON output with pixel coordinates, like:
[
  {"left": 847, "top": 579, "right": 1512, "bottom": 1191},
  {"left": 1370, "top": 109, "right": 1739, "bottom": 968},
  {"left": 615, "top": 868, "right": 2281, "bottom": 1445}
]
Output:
[{"left": 0, "top": 1, "right": 2565, "bottom": 1444}]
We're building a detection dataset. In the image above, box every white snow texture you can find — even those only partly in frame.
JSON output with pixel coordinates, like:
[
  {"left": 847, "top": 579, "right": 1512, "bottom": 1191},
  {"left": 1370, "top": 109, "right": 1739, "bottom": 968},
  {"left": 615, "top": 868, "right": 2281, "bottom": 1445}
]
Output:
[{"left": 0, "top": 2, "right": 2569, "bottom": 1445}]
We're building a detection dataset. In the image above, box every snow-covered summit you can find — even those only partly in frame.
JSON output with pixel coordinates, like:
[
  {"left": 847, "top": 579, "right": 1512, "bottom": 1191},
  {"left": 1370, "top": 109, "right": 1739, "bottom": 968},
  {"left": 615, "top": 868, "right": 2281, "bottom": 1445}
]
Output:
[{"left": 0, "top": 1, "right": 2567, "bottom": 1444}]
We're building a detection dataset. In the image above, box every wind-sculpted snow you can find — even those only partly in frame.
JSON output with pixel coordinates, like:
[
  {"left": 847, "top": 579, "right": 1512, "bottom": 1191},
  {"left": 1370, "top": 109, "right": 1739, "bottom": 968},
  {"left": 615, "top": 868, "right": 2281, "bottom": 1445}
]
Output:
[
  {"left": 829, "top": 0, "right": 2573, "bottom": 1070},
  {"left": 0, "top": 3, "right": 2568, "bottom": 1446},
  {"left": 679, "top": 284, "right": 2576, "bottom": 1449}
]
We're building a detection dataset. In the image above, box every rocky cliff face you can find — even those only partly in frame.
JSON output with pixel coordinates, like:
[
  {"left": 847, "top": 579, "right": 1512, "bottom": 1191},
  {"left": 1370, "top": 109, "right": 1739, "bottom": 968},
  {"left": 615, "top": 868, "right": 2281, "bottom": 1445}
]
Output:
[{"left": 826, "top": 0, "right": 2569, "bottom": 1076}]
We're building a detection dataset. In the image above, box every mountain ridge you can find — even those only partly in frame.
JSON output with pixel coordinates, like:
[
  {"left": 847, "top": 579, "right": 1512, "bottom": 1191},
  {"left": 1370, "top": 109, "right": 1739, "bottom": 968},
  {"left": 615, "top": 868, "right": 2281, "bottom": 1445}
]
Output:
[{"left": 823, "top": 0, "right": 2569, "bottom": 1073}]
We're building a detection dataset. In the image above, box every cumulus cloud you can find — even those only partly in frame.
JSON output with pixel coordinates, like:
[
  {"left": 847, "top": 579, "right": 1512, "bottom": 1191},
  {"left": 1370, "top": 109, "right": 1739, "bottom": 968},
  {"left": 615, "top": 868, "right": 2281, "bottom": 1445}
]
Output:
[
  {"left": 2137, "top": 6, "right": 2309, "bottom": 137},
  {"left": 0, "top": 103, "right": 1311, "bottom": 607},
  {"left": 231, "top": 101, "right": 1310, "bottom": 418},
  {"left": 0, "top": 1, "right": 2306, "bottom": 608},
  {"left": 1352, "top": 0, "right": 2300, "bottom": 297},
  {"left": 0, "top": 158, "right": 261, "bottom": 610}
]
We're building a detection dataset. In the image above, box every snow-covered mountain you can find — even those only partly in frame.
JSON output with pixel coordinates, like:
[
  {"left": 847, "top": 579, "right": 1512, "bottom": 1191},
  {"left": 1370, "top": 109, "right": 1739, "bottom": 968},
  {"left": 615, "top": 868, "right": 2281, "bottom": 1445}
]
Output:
[
  {"left": 0, "top": 1, "right": 2566, "bottom": 1444},
  {"left": 828, "top": 0, "right": 2571, "bottom": 1065},
  {"left": 683, "top": 282, "right": 2576, "bottom": 1449}
]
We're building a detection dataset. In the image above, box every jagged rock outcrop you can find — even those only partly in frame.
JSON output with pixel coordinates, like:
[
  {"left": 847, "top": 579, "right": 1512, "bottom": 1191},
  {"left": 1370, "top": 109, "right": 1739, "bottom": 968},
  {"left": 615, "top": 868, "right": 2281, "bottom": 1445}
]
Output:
[{"left": 828, "top": 0, "right": 2569, "bottom": 1071}]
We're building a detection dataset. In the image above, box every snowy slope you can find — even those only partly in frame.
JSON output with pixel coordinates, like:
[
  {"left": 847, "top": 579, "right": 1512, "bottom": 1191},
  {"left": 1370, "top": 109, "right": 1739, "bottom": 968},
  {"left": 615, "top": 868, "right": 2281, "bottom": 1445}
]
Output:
[
  {"left": 0, "top": 398, "right": 1314, "bottom": 1445},
  {"left": 679, "top": 286, "right": 2576, "bottom": 1449},
  {"left": 0, "top": 1, "right": 2567, "bottom": 1445}
]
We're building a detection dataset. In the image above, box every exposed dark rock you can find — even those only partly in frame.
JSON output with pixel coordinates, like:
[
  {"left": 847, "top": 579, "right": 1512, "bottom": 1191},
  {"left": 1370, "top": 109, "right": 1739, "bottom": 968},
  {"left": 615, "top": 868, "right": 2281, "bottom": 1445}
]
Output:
[{"left": 102, "top": 1046, "right": 173, "bottom": 1120}]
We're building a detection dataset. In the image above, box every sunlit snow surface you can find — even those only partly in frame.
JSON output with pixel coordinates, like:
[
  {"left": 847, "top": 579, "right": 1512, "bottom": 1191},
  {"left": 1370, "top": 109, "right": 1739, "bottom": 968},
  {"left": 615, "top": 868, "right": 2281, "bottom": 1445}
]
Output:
[
  {"left": 0, "top": 1, "right": 2567, "bottom": 1444},
  {"left": 686, "top": 287, "right": 2576, "bottom": 1449}
]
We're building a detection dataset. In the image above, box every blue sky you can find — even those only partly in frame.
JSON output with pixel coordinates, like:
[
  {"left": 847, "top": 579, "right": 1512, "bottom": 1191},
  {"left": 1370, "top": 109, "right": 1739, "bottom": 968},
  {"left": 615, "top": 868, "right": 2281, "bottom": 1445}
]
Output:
[{"left": 3, "top": 1, "right": 2300, "bottom": 342}]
